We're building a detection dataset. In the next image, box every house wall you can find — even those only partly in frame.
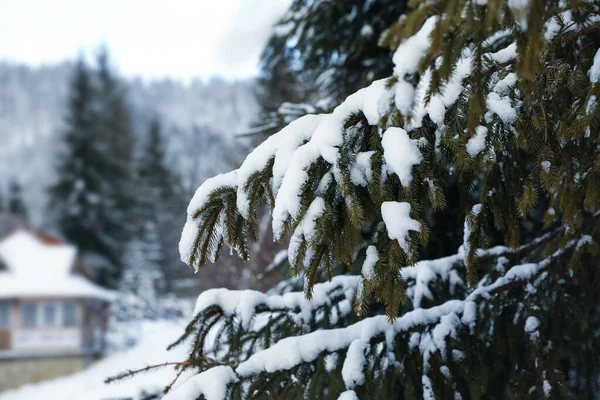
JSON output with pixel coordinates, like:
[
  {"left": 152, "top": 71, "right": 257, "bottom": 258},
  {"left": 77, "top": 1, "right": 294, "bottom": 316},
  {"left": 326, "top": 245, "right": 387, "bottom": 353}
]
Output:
[
  {"left": 0, "top": 355, "right": 93, "bottom": 391},
  {"left": 0, "top": 297, "right": 109, "bottom": 391},
  {"left": 0, "top": 301, "right": 12, "bottom": 350}
]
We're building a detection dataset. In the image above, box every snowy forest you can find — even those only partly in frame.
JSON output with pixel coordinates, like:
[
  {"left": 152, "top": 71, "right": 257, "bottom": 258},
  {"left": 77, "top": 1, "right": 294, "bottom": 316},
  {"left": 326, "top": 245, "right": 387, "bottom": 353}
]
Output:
[{"left": 1, "top": 0, "right": 600, "bottom": 399}]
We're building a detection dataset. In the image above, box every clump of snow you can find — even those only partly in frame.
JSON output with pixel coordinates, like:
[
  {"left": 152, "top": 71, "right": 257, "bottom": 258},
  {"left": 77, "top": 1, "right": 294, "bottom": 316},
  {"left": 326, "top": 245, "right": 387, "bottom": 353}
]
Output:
[
  {"left": 402, "top": 254, "right": 464, "bottom": 308},
  {"left": 288, "top": 197, "right": 326, "bottom": 267},
  {"left": 381, "top": 127, "right": 423, "bottom": 187},
  {"left": 350, "top": 151, "right": 375, "bottom": 187},
  {"left": 525, "top": 316, "right": 540, "bottom": 341},
  {"left": 162, "top": 366, "right": 237, "bottom": 400},
  {"left": 193, "top": 275, "right": 360, "bottom": 332},
  {"left": 410, "top": 52, "right": 473, "bottom": 130},
  {"left": 338, "top": 390, "right": 359, "bottom": 400},
  {"left": 489, "top": 43, "right": 517, "bottom": 63},
  {"left": 392, "top": 17, "right": 438, "bottom": 114},
  {"left": 486, "top": 92, "right": 517, "bottom": 124},
  {"left": 361, "top": 245, "right": 379, "bottom": 280},
  {"left": 422, "top": 375, "right": 435, "bottom": 400},
  {"left": 272, "top": 80, "right": 388, "bottom": 239},
  {"left": 508, "top": 0, "right": 531, "bottom": 30},
  {"left": 541, "top": 161, "right": 551, "bottom": 173},
  {"left": 466, "top": 126, "right": 488, "bottom": 157},
  {"left": 543, "top": 380, "right": 552, "bottom": 397},
  {"left": 360, "top": 24, "right": 373, "bottom": 37},
  {"left": 590, "top": 49, "right": 600, "bottom": 83},
  {"left": 494, "top": 73, "right": 518, "bottom": 95},
  {"left": 342, "top": 340, "right": 367, "bottom": 388},
  {"left": 577, "top": 235, "right": 593, "bottom": 249},
  {"left": 381, "top": 202, "right": 421, "bottom": 253}
]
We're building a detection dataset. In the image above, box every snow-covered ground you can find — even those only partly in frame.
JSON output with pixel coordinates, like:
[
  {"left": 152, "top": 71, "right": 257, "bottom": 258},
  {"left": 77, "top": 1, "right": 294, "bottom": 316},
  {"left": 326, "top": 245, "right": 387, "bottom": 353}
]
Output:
[{"left": 0, "top": 321, "right": 189, "bottom": 400}]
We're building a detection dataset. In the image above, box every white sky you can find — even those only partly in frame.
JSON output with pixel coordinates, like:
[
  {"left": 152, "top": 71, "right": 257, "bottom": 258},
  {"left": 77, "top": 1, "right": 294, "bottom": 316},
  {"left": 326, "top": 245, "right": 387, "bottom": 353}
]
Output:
[{"left": 0, "top": 0, "right": 291, "bottom": 80}]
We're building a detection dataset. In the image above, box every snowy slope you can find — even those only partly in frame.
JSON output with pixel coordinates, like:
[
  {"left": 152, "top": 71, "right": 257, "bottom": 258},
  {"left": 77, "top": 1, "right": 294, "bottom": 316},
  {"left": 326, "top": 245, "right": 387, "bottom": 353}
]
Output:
[
  {"left": 0, "top": 62, "right": 259, "bottom": 224},
  {"left": 0, "top": 321, "right": 189, "bottom": 400}
]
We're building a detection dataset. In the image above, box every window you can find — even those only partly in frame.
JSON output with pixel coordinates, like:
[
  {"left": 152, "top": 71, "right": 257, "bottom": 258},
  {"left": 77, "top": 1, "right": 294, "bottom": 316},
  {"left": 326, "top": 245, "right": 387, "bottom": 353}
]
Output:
[
  {"left": 63, "top": 302, "right": 78, "bottom": 327},
  {"left": 0, "top": 303, "right": 11, "bottom": 329},
  {"left": 21, "top": 303, "right": 38, "bottom": 328},
  {"left": 43, "top": 303, "right": 57, "bottom": 326}
]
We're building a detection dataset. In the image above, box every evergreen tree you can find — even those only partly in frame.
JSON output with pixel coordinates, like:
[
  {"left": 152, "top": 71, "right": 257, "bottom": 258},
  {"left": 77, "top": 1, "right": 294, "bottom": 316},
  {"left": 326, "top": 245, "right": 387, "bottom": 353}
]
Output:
[
  {"left": 94, "top": 48, "right": 137, "bottom": 284},
  {"left": 117, "top": 220, "right": 165, "bottom": 320},
  {"left": 113, "top": 1, "right": 600, "bottom": 398},
  {"left": 48, "top": 53, "right": 136, "bottom": 288},
  {"left": 133, "top": 118, "right": 185, "bottom": 292},
  {"left": 48, "top": 58, "right": 114, "bottom": 279},
  {"left": 7, "top": 179, "right": 27, "bottom": 218}
]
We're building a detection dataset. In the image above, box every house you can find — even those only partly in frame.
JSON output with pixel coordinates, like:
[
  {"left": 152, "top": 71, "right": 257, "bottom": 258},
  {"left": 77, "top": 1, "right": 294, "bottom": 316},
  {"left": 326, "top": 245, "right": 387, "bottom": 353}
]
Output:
[{"left": 0, "top": 224, "right": 114, "bottom": 390}]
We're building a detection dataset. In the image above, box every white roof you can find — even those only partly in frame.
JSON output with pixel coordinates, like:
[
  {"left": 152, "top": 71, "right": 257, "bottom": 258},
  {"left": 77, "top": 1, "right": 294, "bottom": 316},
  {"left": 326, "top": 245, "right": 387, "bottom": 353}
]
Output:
[{"left": 0, "top": 230, "right": 114, "bottom": 301}]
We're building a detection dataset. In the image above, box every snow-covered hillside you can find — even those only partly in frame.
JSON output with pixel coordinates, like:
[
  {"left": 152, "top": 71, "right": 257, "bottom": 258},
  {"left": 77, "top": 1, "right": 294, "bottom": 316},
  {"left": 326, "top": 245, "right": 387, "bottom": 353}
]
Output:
[{"left": 0, "top": 62, "right": 259, "bottom": 224}]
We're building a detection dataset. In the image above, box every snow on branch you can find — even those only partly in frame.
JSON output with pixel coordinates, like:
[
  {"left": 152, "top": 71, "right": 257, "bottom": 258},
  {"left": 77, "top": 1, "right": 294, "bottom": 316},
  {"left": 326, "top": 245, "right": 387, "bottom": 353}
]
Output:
[
  {"left": 164, "top": 237, "right": 576, "bottom": 400},
  {"left": 180, "top": 0, "right": 600, "bottom": 326}
]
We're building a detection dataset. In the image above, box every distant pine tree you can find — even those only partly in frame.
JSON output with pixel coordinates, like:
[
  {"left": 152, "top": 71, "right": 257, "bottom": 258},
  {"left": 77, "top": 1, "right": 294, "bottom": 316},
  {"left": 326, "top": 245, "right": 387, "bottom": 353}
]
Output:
[
  {"left": 94, "top": 48, "right": 137, "bottom": 285},
  {"left": 48, "top": 53, "right": 136, "bottom": 288},
  {"left": 7, "top": 179, "right": 27, "bottom": 219},
  {"left": 118, "top": 219, "right": 165, "bottom": 320},
  {"left": 134, "top": 118, "right": 186, "bottom": 291}
]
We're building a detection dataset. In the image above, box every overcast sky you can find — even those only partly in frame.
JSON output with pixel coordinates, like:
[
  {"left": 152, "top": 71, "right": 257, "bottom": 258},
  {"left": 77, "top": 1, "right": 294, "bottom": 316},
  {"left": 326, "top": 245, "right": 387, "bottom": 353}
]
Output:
[{"left": 0, "top": 0, "right": 291, "bottom": 81}]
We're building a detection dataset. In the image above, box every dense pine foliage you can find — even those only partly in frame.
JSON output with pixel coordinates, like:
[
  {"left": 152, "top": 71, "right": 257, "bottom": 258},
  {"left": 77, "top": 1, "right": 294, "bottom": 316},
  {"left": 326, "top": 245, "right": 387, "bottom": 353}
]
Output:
[{"left": 115, "top": 0, "right": 600, "bottom": 398}]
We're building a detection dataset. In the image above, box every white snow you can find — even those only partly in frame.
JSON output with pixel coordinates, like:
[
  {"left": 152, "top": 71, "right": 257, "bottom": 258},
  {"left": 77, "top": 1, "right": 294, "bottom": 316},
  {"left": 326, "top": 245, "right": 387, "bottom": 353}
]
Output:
[
  {"left": 466, "top": 126, "right": 488, "bottom": 157},
  {"left": 525, "top": 316, "right": 540, "bottom": 341},
  {"left": 166, "top": 242, "right": 562, "bottom": 400},
  {"left": 342, "top": 340, "right": 367, "bottom": 388},
  {"left": 381, "top": 202, "right": 421, "bottom": 253},
  {"left": 392, "top": 17, "right": 438, "bottom": 114},
  {"left": 0, "top": 321, "right": 188, "bottom": 400},
  {"left": 381, "top": 127, "right": 423, "bottom": 187},
  {"left": 360, "top": 24, "right": 374, "bottom": 37},
  {"left": 489, "top": 43, "right": 517, "bottom": 64},
  {"left": 193, "top": 275, "right": 360, "bottom": 332},
  {"left": 271, "top": 80, "right": 387, "bottom": 239},
  {"left": 508, "top": 0, "right": 531, "bottom": 30},
  {"left": 162, "top": 366, "right": 237, "bottom": 400},
  {"left": 589, "top": 48, "right": 600, "bottom": 83},
  {"left": 361, "top": 245, "right": 379, "bottom": 280},
  {"left": 486, "top": 92, "right": 517, "bottom": 124},
  {"left": 543, "top": 380, "right": 552, "bottom": 397},
  {"left": 338, "top": 390, "right": 359, "bottom": 400},
  {"left": 541, "top": 161, "right": 551, "bottom": 173},
  {"left": 0, "top": 230, "right": 114, "bottom": 301},
  {"left": 350, "top": 151, "right": 375, "bottom": 187}
]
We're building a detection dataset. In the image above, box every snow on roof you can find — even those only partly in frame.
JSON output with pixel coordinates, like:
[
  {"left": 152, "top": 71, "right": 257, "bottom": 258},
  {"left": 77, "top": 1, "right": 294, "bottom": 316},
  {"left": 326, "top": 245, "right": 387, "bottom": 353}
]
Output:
[{"left": 0, "top": 230, "right": 114, "bottom": 301}]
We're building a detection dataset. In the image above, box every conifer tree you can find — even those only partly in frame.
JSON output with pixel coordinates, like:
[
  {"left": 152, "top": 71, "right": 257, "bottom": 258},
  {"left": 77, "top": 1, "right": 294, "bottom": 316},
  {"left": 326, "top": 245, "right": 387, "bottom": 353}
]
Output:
[
  {"left": 7, "top": 179, "right": 27, "bottom": 219},
  {"left": 117, "top": 220, "right": 165, "bottom": 320},
  {"left": 113, "top": 1, "right": 600, "bottom": 398},
  {"left": 48, "top": 58, "right": 113, "bottom": 278},
  {"left": 48, "top": 53, "right": 135, "bottom": 288},
  {"left": 134, "top": 118, "right": 186, "bottom": 290},
  {"left": 94, "top": 49, "right": 137, "bottom": 281}
]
